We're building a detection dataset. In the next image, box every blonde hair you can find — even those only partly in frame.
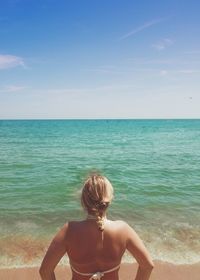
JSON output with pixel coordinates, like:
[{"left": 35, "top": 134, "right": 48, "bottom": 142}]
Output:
[{"left": 81, "top": 173, "right": 113, "bottom": 231}]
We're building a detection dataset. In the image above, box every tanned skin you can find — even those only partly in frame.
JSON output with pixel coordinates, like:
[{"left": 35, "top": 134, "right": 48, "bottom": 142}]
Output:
[{"left": 40, "top": 219, "right": 154, "bottom": 280}]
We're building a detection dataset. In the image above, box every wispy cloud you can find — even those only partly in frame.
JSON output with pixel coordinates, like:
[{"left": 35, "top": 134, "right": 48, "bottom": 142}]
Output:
[
  {"left": 128, "top": 57, "right": 174, "bottom": 65},
  {"left": 0, "top": 54, "right": 25, "bottom": 69},
  {"left": 119, "top": 18, "right": 164, "bottom": 40},
  {"left": 158, "top": 69, "right": 199, "bottom": 77},
  {"left": 177, "top": 69, "right": 199, "bottom": 74},
  {"left": 160, "top": 70, "right": 168, "bottom": 76},
  {"left": 152, "top": 38, "right": 174, "bottom": 51},
  {"left": 0, "top": 85, "right": 26, "bottom": 93},
  {"left": 30, "top": 84, "right": 140, "bottom": 96},
  {"left": 83, "top": 66, "right": 126, "bottom": 75}
]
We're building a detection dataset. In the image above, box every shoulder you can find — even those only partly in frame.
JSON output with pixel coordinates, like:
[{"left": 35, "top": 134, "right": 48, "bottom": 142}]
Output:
[
  {"left": 63, "top": 220, "right": 86, "bottom": 235},
  {"left": 51, "top": 222, "right": 79, "bottom": 246},
  {"left": 53, "top": 223, "right": 69, "bottom": 243},
  {"left": 107, "top": 219, "right": 132, "bottom": 232},
  {"left": 111, "top": 220, "right": 138, "bottom": 238},
  {"left": 110, "top": 219, "right": 130, "bottom": 228}
]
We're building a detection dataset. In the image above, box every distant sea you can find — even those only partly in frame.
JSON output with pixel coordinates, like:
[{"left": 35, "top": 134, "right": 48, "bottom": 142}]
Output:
[{"left": 0, "top": 119, "right": 200, "bottom": 268}]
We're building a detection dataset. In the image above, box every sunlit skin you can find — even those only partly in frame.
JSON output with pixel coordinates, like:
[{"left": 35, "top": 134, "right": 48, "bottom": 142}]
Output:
[
  {"left": 40, "top": 175, "right": 154, "bottom": 280},
  {"left": 40, "top": 218, "right": 154, "bottom": 280}
]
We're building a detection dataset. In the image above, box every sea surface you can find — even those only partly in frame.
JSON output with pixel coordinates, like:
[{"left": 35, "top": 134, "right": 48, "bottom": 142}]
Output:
[{"left": 0, "top": 119, "right": 200, "bottom": 268}]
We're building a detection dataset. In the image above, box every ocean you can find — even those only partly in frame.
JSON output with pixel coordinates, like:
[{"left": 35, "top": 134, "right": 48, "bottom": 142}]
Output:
[{"left": 0, "top": 119, "right": 200, "bottom": 267}]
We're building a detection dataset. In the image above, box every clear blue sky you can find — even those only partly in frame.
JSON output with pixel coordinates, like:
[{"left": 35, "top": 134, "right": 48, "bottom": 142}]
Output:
[{"left": 0, "top": 0, "right": 200, "bottom": 119}]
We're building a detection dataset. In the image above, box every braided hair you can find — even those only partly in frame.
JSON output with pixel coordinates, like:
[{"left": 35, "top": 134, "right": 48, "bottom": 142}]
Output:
[{"left": 81, "top": 173, "right": 113, "bottom": 231}]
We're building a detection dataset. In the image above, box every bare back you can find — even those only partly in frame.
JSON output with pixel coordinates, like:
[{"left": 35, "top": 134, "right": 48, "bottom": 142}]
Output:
[
  {"left": 40, "top": 174, "right": 154, "bottom": 280},
  {"left": 66, "top": 219, "right": 127, "bottom": 280},
  {"left": 40, "top": 218, "right": 154, "bottom": 280}
]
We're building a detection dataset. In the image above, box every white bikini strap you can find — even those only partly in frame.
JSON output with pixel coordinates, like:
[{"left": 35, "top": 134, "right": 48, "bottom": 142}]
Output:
[
  {"left": 71, "top": 264, "right": 120, "bottom": 279},
  {"left": 71, "top": 265, "right": 93, "bottom": 276},
  {"left": 102, "top": 264, "right": 120, "bottom": 274}
]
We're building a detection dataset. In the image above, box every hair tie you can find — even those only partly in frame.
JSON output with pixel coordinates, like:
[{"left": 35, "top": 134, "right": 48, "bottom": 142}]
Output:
[{"left": 96, "top": 201, "right": 109, "bottom": 211}]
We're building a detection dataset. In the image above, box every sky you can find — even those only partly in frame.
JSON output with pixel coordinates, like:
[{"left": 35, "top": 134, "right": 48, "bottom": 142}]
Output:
[{"left": 0, "top": 0, "right": 200, "bottom": 119}]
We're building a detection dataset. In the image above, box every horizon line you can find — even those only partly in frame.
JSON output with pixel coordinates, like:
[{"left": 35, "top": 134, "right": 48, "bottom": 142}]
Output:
[{"left": 0, "top": 118, "right": 200, "bottom": 121}]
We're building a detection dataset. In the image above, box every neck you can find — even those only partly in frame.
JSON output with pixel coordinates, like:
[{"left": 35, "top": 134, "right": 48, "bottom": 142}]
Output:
[{"left": 86, "top": 213, "right": 107, "bottom": 220}]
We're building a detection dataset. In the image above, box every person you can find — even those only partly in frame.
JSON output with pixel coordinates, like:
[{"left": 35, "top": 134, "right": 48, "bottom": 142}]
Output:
[{"left": 40, "top": 173, "right": 154, "bottom": 280}]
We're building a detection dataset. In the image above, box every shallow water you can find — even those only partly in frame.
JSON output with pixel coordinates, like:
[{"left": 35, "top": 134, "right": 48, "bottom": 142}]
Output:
[{"left": 0, "top": 119, "right": 200, "bottom": 267}]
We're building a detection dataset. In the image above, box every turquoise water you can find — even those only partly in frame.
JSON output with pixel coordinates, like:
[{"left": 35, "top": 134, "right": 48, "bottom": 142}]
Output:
[{"left": 0, "top": 119, "right": 200, "bottom": 267}]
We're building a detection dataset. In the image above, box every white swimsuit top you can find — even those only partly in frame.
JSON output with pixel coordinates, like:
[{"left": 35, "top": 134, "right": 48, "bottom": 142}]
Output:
[{"left": 70, "top": 263, "right": 120, "bottom": 280}]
